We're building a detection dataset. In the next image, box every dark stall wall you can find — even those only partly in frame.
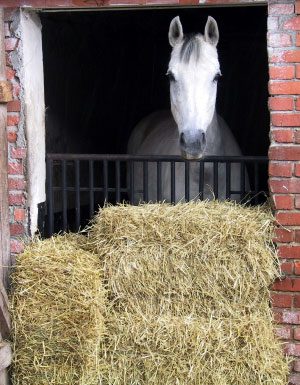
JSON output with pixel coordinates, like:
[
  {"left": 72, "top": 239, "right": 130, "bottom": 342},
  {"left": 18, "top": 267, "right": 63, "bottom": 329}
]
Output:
[{"left": 42, "top": 6, "right": 269, "bottom": 156}]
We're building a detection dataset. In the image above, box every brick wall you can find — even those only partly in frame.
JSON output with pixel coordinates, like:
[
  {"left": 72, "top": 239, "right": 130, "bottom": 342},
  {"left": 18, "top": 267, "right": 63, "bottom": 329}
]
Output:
[
  {"left": 268, "top": 1, "right": 300, "bottom": 384},
  {"left": 4, "top": 8, "right": 27, "bottom": 257}
]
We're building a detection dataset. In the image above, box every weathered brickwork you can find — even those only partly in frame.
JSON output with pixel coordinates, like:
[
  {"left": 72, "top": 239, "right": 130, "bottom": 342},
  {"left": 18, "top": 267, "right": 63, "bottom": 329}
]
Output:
[
  {"left": 268, "top": 1, "right": 300, "bottom": 384},
  {"left": 4, "top": 8, "right": 27, "bottom": 256}
]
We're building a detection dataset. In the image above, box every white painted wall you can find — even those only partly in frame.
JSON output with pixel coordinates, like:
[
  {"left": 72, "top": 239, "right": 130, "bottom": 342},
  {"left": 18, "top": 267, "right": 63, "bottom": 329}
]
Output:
[{"left": 20, "top": 10, "right": 45, "bottom": 235}]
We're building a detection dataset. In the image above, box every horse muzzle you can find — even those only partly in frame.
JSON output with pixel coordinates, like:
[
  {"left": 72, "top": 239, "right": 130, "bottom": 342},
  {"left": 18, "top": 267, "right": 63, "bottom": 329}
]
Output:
[{"left": 179, "top": 130, "right": 206, "bottom": 160}]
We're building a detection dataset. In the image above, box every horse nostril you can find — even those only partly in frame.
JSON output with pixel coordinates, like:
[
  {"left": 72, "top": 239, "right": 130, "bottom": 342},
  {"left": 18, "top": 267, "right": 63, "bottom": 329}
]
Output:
[
  {"left": 202, "top": 133, "right": 205, "bottom": 141},
  {"left": 180, "top": 132, "right": 185, "bottom": 146}
]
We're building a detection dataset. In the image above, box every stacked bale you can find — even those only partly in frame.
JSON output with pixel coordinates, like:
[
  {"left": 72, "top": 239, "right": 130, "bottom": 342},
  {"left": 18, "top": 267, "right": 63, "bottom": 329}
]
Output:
[
  {"left": 10, "top": 234, "right": 105, "bottom": 385},
  {"left": 89, "top": 201, "right": 289, "bottom": 385}
]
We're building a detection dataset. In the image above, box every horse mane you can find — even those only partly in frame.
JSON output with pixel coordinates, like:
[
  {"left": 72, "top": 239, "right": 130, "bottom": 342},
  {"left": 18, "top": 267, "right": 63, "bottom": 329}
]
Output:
[{"left": 180, "top": 33, "right": 202, "bottom": 63}]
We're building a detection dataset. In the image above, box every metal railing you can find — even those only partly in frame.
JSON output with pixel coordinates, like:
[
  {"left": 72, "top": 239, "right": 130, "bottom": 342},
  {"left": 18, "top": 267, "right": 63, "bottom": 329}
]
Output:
[{"left": 44, "top": 154, "right": 268, "bottom": 237}]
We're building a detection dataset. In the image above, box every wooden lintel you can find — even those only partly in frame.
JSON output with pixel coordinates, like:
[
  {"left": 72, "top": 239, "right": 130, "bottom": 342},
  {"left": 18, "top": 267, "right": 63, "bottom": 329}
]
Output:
[{"left": 0, "top": 81, "right": 12, "bottom": 103}]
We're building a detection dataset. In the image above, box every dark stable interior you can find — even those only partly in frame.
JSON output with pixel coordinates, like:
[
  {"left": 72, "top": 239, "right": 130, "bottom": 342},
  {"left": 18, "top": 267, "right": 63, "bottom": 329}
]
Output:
[{"left": 41, "top": 5, "right": 269, "bottom": 157}]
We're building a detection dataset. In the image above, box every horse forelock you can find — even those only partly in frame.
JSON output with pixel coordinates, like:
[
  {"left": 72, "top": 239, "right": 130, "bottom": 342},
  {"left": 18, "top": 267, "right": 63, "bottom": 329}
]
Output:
[{"left": 179, "top": 34, "right": 202, "bottom": 64}]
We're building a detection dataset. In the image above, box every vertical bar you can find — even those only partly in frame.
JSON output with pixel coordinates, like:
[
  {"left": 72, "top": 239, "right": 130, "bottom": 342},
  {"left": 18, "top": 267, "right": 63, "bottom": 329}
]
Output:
[
  {"left": 103, "top": 159, "right": 108, "bottom": 202},
  {"left": 75, "top": 160, "right": 80, "bottom": 231},
  {"left": 157, "top": 161, "right": 162, "bottom": 201},
  {"left": 61, "top": 160, "right": 67, "bottom": 232},
  {"left": 115, "top": 160, "right": 121, "bottom": 203},
  {"left": 47, "top": 158, "right": 54, "bottom": 236},
  {"left": 199, "top": 161, "right": 204, "bottom": 200},
  {"left": 213, "top": 161, "right": 218, "bottom": 199},
  {"left": 240, "top": 161, "right": 245, "bottom": 200},
  {"left": 143, "top": 161, "right": 149, "bottom": 202},
  {"left": 226, "top": 161, "right": 231, "bottom": 199},
  {"left": 254, "top": 162, "right": 259, "bottom": 205},
  {"left": 129, "top": 160, "right": 134, "bottom": 204},
  {"left": 171, "top": 161, "right": 175, "bottom": 204},
  {"left": 185, "top": 161, "right": 190, "bottom": 201},
  {"left": 89, "top": 160, "right": 94, "bottom": 217}
]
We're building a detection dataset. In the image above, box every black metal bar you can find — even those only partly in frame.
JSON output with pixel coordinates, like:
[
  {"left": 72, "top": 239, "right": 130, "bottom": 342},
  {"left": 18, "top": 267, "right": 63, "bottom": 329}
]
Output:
[
  {"left": 62, "top": 160, "right": 67, "bottom": 232},
  {"left": 89, "top": 160, "right": 94, "bottom": 217},
  {"left": 75, "top": 160, "right": 80, "bottom": 231},
  {"left": 254, "top": 162, "right": 259, "bottom": 205},
  {"left": 129, "top": 160, "right": 134, "bottom": 204},
  {"left": 46, "top": 158, "right": 54, "bottom": 236},
  {"left": 240, "top": 161, "right": 245, "bottom": 200},
  {"left": 199, "top": 161, "right": 204, "bottom": 200},
  {"left": 171, "top": 161, "right": 175, "bottom": 203},
  {"left": 47, "top": 153, "right": 268, "bottom": 162},
  {"left": 103, "top": 159, "right": 108, "bottom": 202},
  {"left": 115, "top": 160, "right": 121, "bottom": 203},
  {"left": 226, "top": 162, "right": 231, "bottom": 199},
  {"left": 185, "top": 161, "right": 190, "bottom": 201},
  {"left": 143, "top": 161, "right": 148, "bottom": 202},
  {"left": 213, "top": 161, "right": 218, "bottom": 199},
  {"left": 157, "top": 161, "right": 162, "bottom": 201}
]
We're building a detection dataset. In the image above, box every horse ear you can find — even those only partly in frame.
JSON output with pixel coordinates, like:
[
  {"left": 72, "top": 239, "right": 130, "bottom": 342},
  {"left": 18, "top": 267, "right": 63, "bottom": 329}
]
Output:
[
  {"left": 169, "top": 16, "right": 183, "bottom": 47},
  {"left": 204, "top": 16, "right": 219, "bottom": 46}
]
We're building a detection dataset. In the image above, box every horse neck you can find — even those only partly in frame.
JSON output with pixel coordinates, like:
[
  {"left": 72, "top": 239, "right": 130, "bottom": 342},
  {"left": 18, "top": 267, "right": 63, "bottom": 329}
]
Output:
[{"left": 205, "top": 111, "right": 223, "bottom": 155}]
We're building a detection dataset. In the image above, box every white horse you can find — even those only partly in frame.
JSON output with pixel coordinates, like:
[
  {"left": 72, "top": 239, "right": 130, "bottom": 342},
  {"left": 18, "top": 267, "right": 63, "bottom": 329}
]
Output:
[{"left": 128, "top": 16, "right": 245, "bottom": 202}]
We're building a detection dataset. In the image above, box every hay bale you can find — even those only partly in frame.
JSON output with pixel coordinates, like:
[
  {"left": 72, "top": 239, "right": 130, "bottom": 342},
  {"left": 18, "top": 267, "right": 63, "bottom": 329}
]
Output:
[
  {"left": 89, "top": 201, "right": 289, "bottom": 385},
  {"left": 11, "top": 234, "right": 105, "bottom": 385}
]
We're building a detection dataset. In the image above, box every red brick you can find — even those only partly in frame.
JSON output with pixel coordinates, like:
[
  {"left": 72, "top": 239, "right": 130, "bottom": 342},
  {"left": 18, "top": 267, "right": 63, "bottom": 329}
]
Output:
[
  {"left": 7, "top": 130, "right": 17, "bottom": 143},
  {"left": 286, "top": 343, "right": 300, "bottom": 356},
  {"left": 8, "top": 162, "right": 23, "bottom": 175},
  {"left": 295, "top": 295, "right": 300, "bottom": 308},
  {"left": 297, "top": 65, "right": 300, "bottom": 79},
  {"left": 296, "top": 230, "right": 300, "bottom": 242},
  {"left": 289, "top": 373, "right": 300, "bottom": 384},
  {"left": 273, "top": 194, "right": 294, "bottom": 209},
  {"left": 295, "top": 164, "right": 300, "bottom": 175},
  {"left": 272, "top": 130, "right": 294, "bottom": 143},
  {"left": 269, "top": 81, "right": 300, "bottom": 95},
  {"left": 13, "top": 83, "right": 20, "bottom": 98},
  {"left": 269, "top": 4, "right": 294, "bottom": 15},
  {"left": 297, "top": 1, "right": 300, "bottom": 14},
  {"left": 6, "top": 66, "right": 15, "bottom": 80},
  {"left": 275, "top": 326, "right": 292, "bottom": 340},
  {"left": 294, "top": 131, "right": 300, "bottom": 143},
  {"left": 270, "top": 65, "right": 295, "bottom": 80},
  {"left": 271, "top": 51, "right": 300, "bottom": 63},
  {"left": 8, "top": 177, "right": 25, "bottom": 191},
  {"left": 7, "top": 100, "right": 21, "bottom": 112},
  {"left": 273, "top": 276, "right": 300, "bottom": 290},
  {"left": 8, "top": 193, "right": 25, "bottom": 206},
  {"left": 284, "top": 16, "right": 300, "bottom": 31},
  {"left": 10, "top": 239, "right": 24, "bottom": 254},
  {"left": 281, "top": 261, "right": 294, "bottom": 274},
  {"left": 14, "top": 208, "right": 25, "bottom": 222},
  {"left": 295, "top": 262, "right": 300, "bottom": 275},
  {"left": 11, "top": 147, "right": 26, "bottom": 159},
  {"left": 271, "top": 293, "right": 293, "bottom": 308},
  {"left": 7, "top": 114, "right": 19, "bottom": 126},
  {"left": 270, "top": 162, "right": 293, "bottom": 177},
  {"left": 277, "top": 211, "right": 300, "bottom": 225},
  {"left": 269, "top": 97, "right": 294, "bottom": 110},
  {"left": 10, "top": 223, "right": 25, "bottom": 236},
  {"left": 275, "top": 310, "right": 300, "bottom": 324},
  {"left": 294, "top": 359, "right": 300, "bottom": 372},
  {"left": 272, "top": 114, "right": 300, "bottom": 127},
  {"left": 297, "top": 33, "right": 300, "bottom": 47},
  {"left": 278, "top": 246, "right": 300, "bottom": 259},
  {"left": 269, "top": 147, "right": 300, "bottom": 161},
  {"left": 268, "top": 33, "right": 292, "bottom": 47},
  {"left": 5, "top": 37, "right": 18, "bottom": 51}
]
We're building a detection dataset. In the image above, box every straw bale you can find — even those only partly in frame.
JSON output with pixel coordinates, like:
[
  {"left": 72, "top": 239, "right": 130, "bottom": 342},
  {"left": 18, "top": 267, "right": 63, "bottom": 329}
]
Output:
[
  {"left": 89, "top": 201, "right": 289, "bottom": 385},
  {"left": 10, "top": 234, "right": 105, "bottom": 385}
]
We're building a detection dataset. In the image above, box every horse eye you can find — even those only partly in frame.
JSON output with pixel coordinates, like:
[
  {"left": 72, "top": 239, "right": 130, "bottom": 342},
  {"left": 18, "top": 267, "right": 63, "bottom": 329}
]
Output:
[
  {"left": 213, "top": 73, "right": 222, "bottom": 82},
  {"left": 166, "top": 71, "right": 176, "bottom": 82}
]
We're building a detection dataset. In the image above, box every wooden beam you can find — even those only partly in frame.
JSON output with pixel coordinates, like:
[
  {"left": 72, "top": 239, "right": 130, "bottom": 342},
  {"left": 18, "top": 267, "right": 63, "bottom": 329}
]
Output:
[{"left": 0, "top": 7, "right": 11, "bottom": 290}]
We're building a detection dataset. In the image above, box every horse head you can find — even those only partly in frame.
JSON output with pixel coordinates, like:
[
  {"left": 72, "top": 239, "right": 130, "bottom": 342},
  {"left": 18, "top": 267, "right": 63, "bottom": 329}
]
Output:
[{"left": 167, "top": 16, "right": 221, "bottom": 160}]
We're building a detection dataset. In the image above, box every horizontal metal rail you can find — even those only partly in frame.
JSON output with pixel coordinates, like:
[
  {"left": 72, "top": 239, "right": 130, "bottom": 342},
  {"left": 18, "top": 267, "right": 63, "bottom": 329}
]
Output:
[{"left": 44, "top": 154, "right": 269, "bottom": 237}]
